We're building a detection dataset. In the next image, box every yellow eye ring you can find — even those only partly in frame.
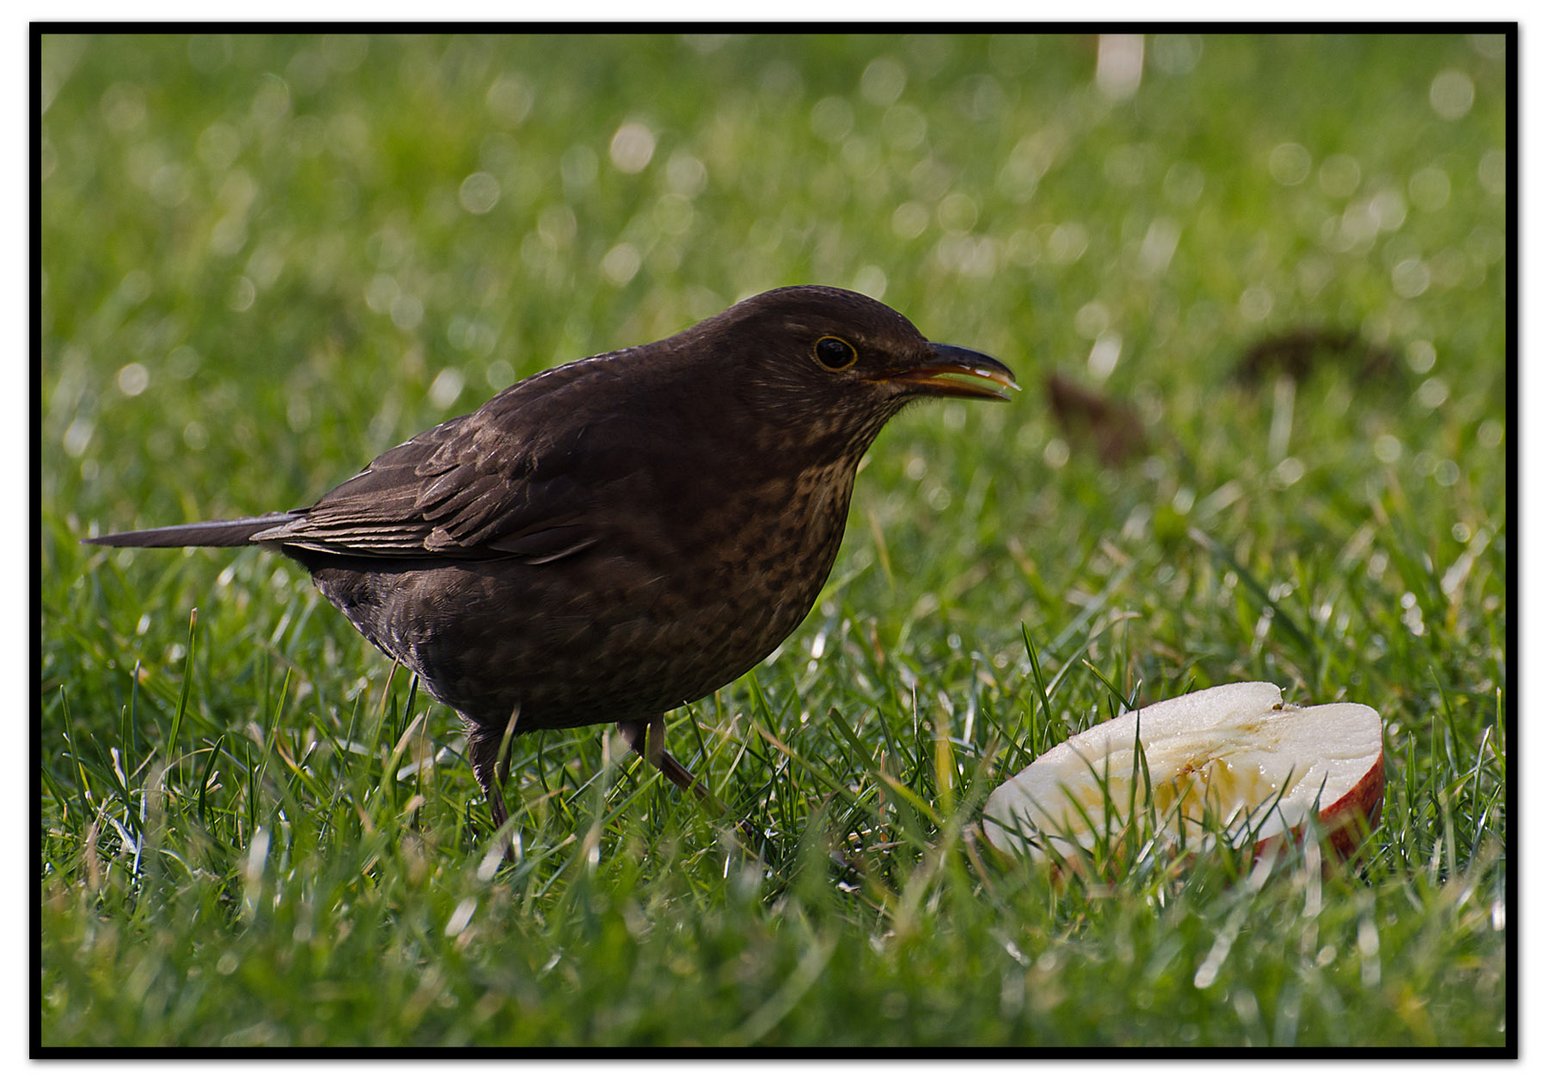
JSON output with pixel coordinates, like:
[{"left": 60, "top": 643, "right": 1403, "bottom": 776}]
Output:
[{"left": 813, "top": 335, "right": 858, "bottom": 371}]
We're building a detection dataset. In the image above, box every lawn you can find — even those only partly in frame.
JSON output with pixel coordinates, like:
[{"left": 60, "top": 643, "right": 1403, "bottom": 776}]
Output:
[{"left": 38, "top": 32, "right": 1509, "bottom": 1048}]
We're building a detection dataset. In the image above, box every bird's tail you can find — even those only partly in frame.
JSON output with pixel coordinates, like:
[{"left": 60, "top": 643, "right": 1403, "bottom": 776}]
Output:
[{"left": 84, "top": 513, "right": 302, "bottom": 549}]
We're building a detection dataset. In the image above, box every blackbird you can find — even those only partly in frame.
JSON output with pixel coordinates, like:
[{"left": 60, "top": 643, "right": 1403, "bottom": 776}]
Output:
[{"left": 87, "top": 286, "right": 1017, "bottom": 836}]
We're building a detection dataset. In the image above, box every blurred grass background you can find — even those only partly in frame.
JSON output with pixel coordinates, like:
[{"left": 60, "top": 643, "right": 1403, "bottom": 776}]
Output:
[{"left": 40, "top": 32, "right": 1507, "bottom": 1048}]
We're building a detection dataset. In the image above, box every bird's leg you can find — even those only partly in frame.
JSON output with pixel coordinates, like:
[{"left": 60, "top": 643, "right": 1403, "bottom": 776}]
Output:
[
  {"left": 616, "top": 717, "right": 762, "bottom": 849},
  {"left": 617, "top": 716, "right": 720, "bottom": 807},
  {"left": 466, "top": 721, "right": 513, "bottom": 857}
]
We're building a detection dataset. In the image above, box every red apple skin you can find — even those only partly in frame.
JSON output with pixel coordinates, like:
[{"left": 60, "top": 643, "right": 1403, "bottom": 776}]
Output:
[
  {"left": 1318, "top": 746, "right": 1386, "bottom": 859},
  {"left": 1251, "top": 748, "right": 1385, "bottom": 864}
]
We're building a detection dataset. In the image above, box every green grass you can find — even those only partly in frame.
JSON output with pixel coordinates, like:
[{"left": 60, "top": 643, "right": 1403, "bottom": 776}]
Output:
[{"left": 39, "top": 32, "right": 1508, "bottom": 1048}]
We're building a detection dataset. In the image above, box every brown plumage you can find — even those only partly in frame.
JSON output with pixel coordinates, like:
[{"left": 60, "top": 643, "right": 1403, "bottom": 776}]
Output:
[{"left": 87, "top": 286, "right": 1016, "bottom": 837}]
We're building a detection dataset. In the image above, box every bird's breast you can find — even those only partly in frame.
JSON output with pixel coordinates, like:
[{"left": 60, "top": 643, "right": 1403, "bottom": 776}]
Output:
[{"left": 635, "top": 454, "right": 862, "bottom": 700}]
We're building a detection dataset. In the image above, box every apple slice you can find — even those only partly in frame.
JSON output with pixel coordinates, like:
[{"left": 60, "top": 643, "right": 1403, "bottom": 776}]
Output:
[{"left": 982, "top": 682, "right": 1384, "bottom": 864}]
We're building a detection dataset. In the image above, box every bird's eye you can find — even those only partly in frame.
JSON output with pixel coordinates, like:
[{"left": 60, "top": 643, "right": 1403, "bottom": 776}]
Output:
[{"left": 813, "top": 336, "right": 858, "bottom": 371}]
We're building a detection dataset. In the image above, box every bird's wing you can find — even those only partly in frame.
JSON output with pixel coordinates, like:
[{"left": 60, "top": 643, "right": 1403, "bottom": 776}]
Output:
[{"left": 253, "top": 356, "right": 641, "bottom": 562}]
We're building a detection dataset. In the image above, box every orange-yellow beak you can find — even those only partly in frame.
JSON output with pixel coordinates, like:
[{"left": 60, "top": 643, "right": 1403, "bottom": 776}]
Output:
[{"left": 887, "top": 343, "right": 1020, "bottom": 401}]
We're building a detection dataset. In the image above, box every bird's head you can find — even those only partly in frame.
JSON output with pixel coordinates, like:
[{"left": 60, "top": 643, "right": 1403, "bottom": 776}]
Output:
[{"left": 672, "top": 285, "right": 1018, "bottom": 460}]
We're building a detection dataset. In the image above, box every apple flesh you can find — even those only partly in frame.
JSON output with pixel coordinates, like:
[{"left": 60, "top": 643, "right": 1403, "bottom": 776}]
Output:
[{"left": 982, "top": 682, "right": 1384, "bottom": 864}]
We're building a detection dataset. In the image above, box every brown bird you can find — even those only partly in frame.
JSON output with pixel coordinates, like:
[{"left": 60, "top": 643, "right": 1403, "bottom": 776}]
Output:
[{"left": 87, "top": 286, "right": 1016, "bottom": 837}]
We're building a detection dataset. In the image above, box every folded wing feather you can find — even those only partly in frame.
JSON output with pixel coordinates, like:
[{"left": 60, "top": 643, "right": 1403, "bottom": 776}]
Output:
[{"left": 253, "top": 356, "right": 632, "bottom": 564}]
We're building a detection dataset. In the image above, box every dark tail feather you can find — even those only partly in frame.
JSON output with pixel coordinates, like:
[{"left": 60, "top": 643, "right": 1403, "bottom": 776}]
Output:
[{"left": 84, "top": 513, "right": 302, "bottom": 549}]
